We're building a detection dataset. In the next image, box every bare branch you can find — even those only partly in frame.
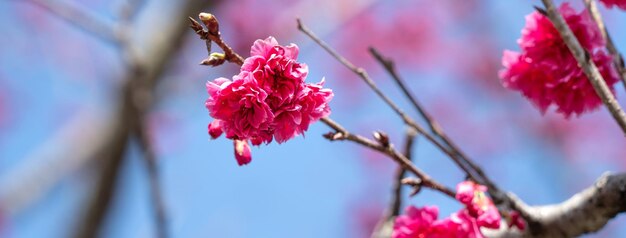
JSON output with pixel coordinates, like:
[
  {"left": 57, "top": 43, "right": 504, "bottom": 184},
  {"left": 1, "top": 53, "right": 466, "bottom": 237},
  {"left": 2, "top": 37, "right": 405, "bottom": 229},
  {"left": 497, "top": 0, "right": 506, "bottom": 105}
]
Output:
[
  {"left": 296, "top": 19, "right": 477, "bottom": 181},
  {"left": 542, "top": 0, "right": 626, "bottom": 135},
  {"left": 486, "top": 173, "right": 626, "bottom": 237},
  {"left": 366, "top": 47, "right": 519, "bottom": 212},
  {"left": 392, "top": 128, "right": 418, "bottom": 216},
  {"left": 370, "top": 128, "right": 418, "bottom": 238},
  {"left": 189, "top": 14, "right": 245, "bottom": 66},
  {"left": 296, "top": 20, "right": 531, "bottom": 217},
  {"left": 368, "top": 47, "right": 483, "bottom": 184},
  {"left": 583, "top": 0, "right": 626, "bottom": 86},
  {"left": 320, "top": 117, "right": 455, "bottom": 198}
]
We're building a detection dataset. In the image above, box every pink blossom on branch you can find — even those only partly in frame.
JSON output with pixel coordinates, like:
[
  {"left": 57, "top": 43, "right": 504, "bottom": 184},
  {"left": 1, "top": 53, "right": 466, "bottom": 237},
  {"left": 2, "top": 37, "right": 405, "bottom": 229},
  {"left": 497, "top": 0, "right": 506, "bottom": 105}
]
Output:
[
  {"left": 456, "top": 181, "right": 501, "bottom": 229},
  {"left": 392, "top": 181, "right": 505, "bottom": 238},
  {"left": 499, "top": 3, "right": 618, "bottom": 118},
  {"left": 599, "top": 0, "right": 626, "bottom": 10},
  {"left": 206, "top": 37, "right": 333, "bottom": 165},
  {"left": 392, "top": 206, "right": 439, "bottom": 238}
]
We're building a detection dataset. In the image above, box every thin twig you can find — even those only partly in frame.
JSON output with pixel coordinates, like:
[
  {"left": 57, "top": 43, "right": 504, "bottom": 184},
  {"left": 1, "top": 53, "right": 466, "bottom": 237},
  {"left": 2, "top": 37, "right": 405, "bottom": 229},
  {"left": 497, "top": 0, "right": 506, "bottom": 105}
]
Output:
[
  {"left": 582, "top": 0, "right": 626, "bottom": 88},
  {"left": 296, "top": 19, "right": 479, "bottom": 181},
  {"left": 189, "top": 16, "right": 244, "bottom": 65},
  {"left": 367, "top": 47, "right": 509, "bottom": 204},
  {"left": 368, "top": 47, "right": 480, "bottom": 181},
  {"left": 297, "top": 19, "right": 528, "bottom": 222},
  {"left": 541, "top": 0, "right": 626, "bottom": 135},
  {"left": 320, "top": 117, "right": 455, "bottom": 198},
  {"left": 367, "top": 129, "right": 417, "bottom": 238},
  {"left": 389, "top": 127, "right": 418, "bottom": 217}
]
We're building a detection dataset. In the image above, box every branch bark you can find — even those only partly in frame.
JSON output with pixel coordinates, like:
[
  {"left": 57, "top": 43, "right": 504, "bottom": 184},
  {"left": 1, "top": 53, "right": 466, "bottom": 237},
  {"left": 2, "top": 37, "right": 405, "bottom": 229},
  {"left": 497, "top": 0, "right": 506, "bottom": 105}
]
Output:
[
  {"left": 319, "top": 117, "right": 455, "bottom": 198},
  {"left": 582, "top": 0, "right": 626, "bottom": 86},
  {"left": 487, "top": 172, "right": 626, "bottom": 238}
]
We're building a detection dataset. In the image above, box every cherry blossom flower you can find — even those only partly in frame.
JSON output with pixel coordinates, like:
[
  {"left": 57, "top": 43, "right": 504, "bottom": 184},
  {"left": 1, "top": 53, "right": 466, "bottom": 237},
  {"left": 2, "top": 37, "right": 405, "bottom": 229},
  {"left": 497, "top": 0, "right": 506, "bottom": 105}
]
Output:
[
  {"left": 432, "top": 210, "right": 484, "bottom": 238},
  {"left": 206, "top": 37, "right": 333, "bottom": 165},
  {"left": 392, "top": 206, "right": 486, "bottom": 238},
  {"left": 392, "top": 206, "right": 439, "bottom": 238},
  {"left": 392, "top": 181, "right": 503, "bottom": 237},
  {"left": 205, "top": 72, "right": 275, "bottom": 143},
  {"left": 599, "top": 0, "right": 626, "bottom": 10},
  {"left": 499, "top": 3, "right": 618, "bottom": 118},
  {"left": 456, "top": 181, "right": 501, "bottom": 229}
]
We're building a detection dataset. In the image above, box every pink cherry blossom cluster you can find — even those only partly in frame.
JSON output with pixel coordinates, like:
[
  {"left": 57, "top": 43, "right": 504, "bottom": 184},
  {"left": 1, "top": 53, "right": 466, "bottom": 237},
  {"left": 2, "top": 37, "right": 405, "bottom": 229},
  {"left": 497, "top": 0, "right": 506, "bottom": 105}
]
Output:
[
  {"left": 392, "top": 181, "right": 524, "bottom": 238},
  {"left": 600, "top": 0, "right": 626, "bottom": 10},
  {"left": 499, "top": 3, "right": 619, "bottom": 118},
  {"left": 206, "top": 37, "right": 333, "bottom": 165}
]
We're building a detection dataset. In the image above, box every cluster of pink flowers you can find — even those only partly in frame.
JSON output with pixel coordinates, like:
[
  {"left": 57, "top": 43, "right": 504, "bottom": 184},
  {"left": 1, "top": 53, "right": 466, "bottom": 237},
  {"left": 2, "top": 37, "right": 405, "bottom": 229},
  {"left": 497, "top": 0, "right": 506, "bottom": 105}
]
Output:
[
  {"left": 392, "top": 181, "right": 525, "bottom": 238},
  {"left": 600, "top": 0, "right": 626, "bottom": 10},
  {"left": 499, "top": 3, "right": 618, "bottom": 118},
  {"left": 206, "top": 37, "right": 333, "bottom": 165}
]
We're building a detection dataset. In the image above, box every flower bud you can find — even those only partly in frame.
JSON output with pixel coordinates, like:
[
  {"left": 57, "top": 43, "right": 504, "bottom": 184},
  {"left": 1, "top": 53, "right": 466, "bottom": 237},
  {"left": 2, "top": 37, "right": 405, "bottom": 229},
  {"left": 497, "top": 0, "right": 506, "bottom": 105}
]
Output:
[{"left": 198, "top": 12, "right": 219, "bottom": 34}]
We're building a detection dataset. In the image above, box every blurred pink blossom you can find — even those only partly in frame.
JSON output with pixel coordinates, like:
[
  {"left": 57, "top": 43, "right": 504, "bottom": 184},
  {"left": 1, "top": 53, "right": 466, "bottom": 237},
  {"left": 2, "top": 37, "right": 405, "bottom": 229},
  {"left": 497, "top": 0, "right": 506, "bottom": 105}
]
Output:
[
  {"left": 599, "top": 0, "right": 626, "bottom": 10},
  {"left": 455, "top": 181, "right": 501, "bottom": 229},
  {"left": 393, "top": 181, "right": 502, "bottom": 238}
]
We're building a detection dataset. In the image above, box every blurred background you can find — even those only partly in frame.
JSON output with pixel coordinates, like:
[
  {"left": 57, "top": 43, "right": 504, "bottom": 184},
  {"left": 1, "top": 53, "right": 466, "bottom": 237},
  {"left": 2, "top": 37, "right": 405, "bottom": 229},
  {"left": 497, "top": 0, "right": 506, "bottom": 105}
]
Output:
[{"left": 1, "top": 0, "right": 625, "bottom": 237}]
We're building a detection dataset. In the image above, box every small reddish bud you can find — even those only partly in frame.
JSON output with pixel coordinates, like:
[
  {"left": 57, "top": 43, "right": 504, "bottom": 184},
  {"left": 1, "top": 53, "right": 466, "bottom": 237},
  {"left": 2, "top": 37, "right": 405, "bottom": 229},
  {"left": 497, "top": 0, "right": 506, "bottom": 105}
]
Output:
[
  {"left": 233, "top": 140, "right": 252, "bottom": 166},
  {"left": 208, "top": 120, "right": 223, "bottom": 139}
]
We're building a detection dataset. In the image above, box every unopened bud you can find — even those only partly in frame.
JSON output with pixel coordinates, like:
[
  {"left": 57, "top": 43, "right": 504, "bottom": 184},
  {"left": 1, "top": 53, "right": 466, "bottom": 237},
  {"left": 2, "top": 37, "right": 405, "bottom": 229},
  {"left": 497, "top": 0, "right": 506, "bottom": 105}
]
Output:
[
  {"left": 199, "top": 12, "right": 219, "bottom": 34},
  {"left": 323, "top": 132, "right": 344, "bottom": 141},
  {"left": 200, "top": 52, "right": 226, "bottom": 67},
  {"left": 373, "top": 130, "right": 390, "bottom": 148}
]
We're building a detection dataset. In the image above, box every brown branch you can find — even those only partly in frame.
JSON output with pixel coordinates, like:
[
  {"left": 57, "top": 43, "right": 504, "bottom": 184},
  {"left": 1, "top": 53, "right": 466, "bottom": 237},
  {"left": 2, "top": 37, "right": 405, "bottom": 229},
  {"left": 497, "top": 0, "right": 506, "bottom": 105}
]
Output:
[
  {"left": 189, "top": 14, "right": 244, "bottom": 66},
  {"left": 541, "top": 0, "right": 626, "bottom": 135},
  {"left": 370, "top": 128, "right": 418, "bottom": 238},
  {"left": 296, "top": 19, "right": 477, "bottom": 181},
  {"left": 366, "top": 47, "right": 514, "bottom": 209},
  {"left": 297, "top": 18, "right": 531, "bottom": 225},
  {"left": 368, "top": 47, "right": 482, "bottom": 183},
  {"left": 390, "top": 127, "right": 418, "bottom": 217},
  {"left": 296, "top": 19, "right": 527, "bottom": 215},
  {"left": 583, "top": 0, "right": 626, "bottom": 87},
  {"left": 320, "top": 117, "right": 455, "bottom": 198},
  {"left": 486, "top": 173, "right": 626, "bottom": 237}
]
